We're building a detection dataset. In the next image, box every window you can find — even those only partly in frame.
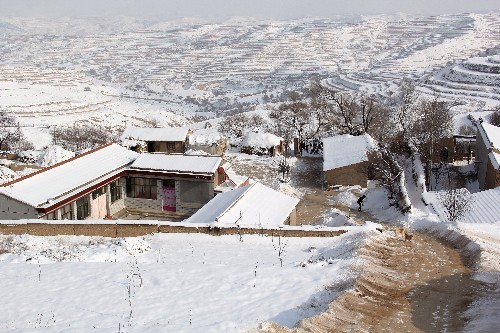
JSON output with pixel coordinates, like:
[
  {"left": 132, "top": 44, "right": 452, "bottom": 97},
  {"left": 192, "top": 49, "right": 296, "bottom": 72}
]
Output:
[
  {"left": 60, "top": 203, "right": 73, "bottom": 220},
  {"left": 110, "top": 180, "right": 122, "bottom": 203},
  {"left": 167, "top": 142, "right": 176, "bottom": 151},
  {"left": 45, "top": 211, "right": 57, "bottom": 220},
  {"left": 92, "top": 186, "right": 107, "bottom": 200},
  {"left": 76, "top": 196, "right": 90, "bottom": 220},
  {"left": 126, "top": 177, "right": 157, "bottom": 200},
  {"left": 162, "top": 179, "right": 175, "bottom": 188}
]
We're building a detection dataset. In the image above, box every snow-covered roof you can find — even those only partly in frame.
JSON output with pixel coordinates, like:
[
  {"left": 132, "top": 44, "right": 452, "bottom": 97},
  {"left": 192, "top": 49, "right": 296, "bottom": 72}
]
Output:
[
  {"left": 215, "top": 162, "right": 249, "bottom": 190},
  {"left": 478, "top": 122, "right": 500, "bottom": 169},
  {"left": 478, "top": 122, "right": 500, "bottom": 150},
  {"left": 241, "top": 131, "right": 283, "bottom": 148},
  {"left": 189, "top": 128, "right": 224, "bottom": 145},
  {"left": 0, "top": 144, "right": 139, "bottom": 208},
  {"left": 423, "top": 187, "right": 500, "bottom": 224},
  {"left": 130, "top": 153, "right": 222, "bottom": 175},
  {"left": 186, "top": 182, "right": 299, "bottom": 227},
  {"left": 322, "top": 134, "right": 375, "bottom": 171},
  {"left": 121, "top": 127, "right": 189, "bottom": 142}
]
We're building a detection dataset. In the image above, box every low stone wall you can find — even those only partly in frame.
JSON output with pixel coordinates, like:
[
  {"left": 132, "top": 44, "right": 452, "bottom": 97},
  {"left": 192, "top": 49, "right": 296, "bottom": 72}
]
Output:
[{"left": 0, "top": 222, "right": 347, "bottom": 238}]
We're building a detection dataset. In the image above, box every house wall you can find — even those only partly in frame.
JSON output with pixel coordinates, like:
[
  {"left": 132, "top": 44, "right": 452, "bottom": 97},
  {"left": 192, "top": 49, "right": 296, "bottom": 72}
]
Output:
[
  {"left": 150, "top": 141, "right": 185, "bottom": 153},
  {"left": 175, "top": 179, "right": 214, "bottom": 214},
  {"left": 485, "top": 159, "right": 500, "bottom": 189},
  {"left": 288, "top": 207, "right": 298, "bottom": 226},
  {"left": 123, "top": 175, "right": 215, "bottom": 216},
  {"left": 476, "top": 128, "right": 490, "bottom": 190},
  {"left": 109, "top": 178, "right": 127, "bottom": 216},
  {"left": 324, "top": 162, "right": 368, "bottom": 188},
  {"left": 0, "top": 194, "right": 39, "bottom": 219}
]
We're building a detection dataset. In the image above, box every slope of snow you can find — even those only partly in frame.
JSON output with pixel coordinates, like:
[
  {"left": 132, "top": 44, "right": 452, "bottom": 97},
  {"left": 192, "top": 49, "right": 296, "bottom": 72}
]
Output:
[
  {"left": 0, "top": 226, "right": 379, "bottom": 332},
  {"left": 36, "top": 145, "right": 75, "bottom": 168}
]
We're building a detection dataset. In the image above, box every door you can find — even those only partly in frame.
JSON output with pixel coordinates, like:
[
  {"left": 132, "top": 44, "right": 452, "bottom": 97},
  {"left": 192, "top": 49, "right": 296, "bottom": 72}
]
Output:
[{"left": 162, "top": 186, "right": 176, "bottom": 211}]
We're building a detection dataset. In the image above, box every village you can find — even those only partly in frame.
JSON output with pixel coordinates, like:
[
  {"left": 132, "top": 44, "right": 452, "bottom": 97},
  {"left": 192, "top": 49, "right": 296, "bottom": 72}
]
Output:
[{"left": 0, "top": 9, "right": 500, "bottom": 333}]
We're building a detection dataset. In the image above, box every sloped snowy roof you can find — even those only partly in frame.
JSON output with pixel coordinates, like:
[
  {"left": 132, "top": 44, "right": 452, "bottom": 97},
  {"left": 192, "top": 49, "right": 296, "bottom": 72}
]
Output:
[
  {"left": 0, "top": 144, "right": 138, "bottom": 208},
  {"left": 130, "top": 153, "right": 222, "bottom": 175},
  {"left": 121, "top": 127, "right": 189, "bottom": 142},
  {"left": 423, "top": 187, "right": 500, "bottom": 224},
  {"left": 478, "top": 122, "right": 500, "bottom": 150},
  {"left": 189, "top": 128, "right": 224, "bottom": 145},
  {"left": 322, "top": 134, "right": 375, "bottom": 171},
  {"left": 186, "top": 182, "right": 299, "bottom": 227},
  {"left": 241, "top": 131, "right": 283, "bottom": 148},
  {"left": 478, "top": 123, "right": 500, "bottom": 169}
]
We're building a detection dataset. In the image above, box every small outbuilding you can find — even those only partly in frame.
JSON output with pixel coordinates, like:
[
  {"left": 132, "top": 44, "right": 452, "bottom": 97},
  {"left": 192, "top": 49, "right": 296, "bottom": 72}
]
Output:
[
  {"left": 322, "top": 134, "right": 375, "bottom": 188},
  {"left": 240, "top": 131, "right": 285, "bottom": 156},
  {"left": 186, "top": 182, "right": 299, "bottom": 227},
  {"left": 121, "top": 127, "right": 190, "bottom": 153},
  {"left": 188, "top": 128, "right": 228, "bottom": 155}
]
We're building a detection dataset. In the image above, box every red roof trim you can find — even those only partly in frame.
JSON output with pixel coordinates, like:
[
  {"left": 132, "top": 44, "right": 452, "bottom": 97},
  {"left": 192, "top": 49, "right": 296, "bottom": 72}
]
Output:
[
  {"left": 38, "top": 171, "right": 124, "bottom": 214},
  {"left": 1, "top": 143, "right": 114, "bottom": 188}
]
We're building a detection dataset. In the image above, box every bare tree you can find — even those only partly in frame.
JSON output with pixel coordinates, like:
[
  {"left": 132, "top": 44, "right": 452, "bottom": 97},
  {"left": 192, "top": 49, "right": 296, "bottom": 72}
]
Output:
[
  {"left": 488, "top": 108, "right": 500, "bottom": 127},
  {"left": 53, "top": 125, "right": 114, "bottom": 152},
  {"left": 409, "top": 97, "right": 454, "bottom": 189},
  {"left": 0, "top": 111, "right": 33, "bottom": 152},
  {"left": 438, "top": 188, "right": 473, "bottom": 222}
]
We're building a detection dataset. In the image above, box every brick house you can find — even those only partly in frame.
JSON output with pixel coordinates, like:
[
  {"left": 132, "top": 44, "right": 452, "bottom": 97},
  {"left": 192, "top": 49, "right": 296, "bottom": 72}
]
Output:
[
  {"left": 322, "top": 134, "right": 375, "bottom": 188},
  {"left": 121, "top": 127, "right": 190, "bottom": 153},
  {"left": 475, "top": 122, "right": 500, "bottom": 190},
  {"left": 0, "top": 144, "right": 246, "bottom": 220}
]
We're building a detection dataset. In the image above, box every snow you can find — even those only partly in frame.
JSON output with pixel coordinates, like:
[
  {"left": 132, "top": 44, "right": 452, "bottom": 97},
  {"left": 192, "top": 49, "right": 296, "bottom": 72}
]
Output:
[
  {"left": 322, "top": 134, "right": 375, "bottom": 171},
  {"left": 121, "top": 127, "right": 189, "bottom": 142},
  {"left": 0, "top": 166, "right": 17, "bottom": 185},
  {"left": 0, "top": 144, "right": 138, "bottom": 207},
  {"left": 187, "top": 182, "right": 299, "bottom": 227},
  {"left": 479, "top": 122, "right": 500, "bottom": 149},
  {"left": 0, "top": 226, "right": 378, "bottom": 332},
  {"left": 36, "top": 145, "right": 75, "bottom": 168},
  {"left": 188, "top": 127, "right": 224, "bottom": 145},
  {"left": 130, "top": 154, "right": 222, "bottom": 175},
  {"left": 241, "top": 131, "right": 282, "bottom": 148}
]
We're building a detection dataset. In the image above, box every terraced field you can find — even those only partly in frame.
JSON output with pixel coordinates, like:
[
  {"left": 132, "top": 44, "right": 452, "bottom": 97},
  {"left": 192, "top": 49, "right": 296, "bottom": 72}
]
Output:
[{"left": 0, "top": 13, "right": 499, "bottom": 138}]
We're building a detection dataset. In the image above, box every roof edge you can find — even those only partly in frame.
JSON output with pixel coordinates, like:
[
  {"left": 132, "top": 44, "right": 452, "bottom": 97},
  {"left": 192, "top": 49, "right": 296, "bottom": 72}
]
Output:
[{"left": 1, "top": 143, "right": 115, "bottom": 188}]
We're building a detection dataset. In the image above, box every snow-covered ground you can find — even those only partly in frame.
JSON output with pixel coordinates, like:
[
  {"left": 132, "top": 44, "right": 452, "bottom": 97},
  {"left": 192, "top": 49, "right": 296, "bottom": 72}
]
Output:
[{"left": 0, "top": 224, "right": 379, "bottom": 332}]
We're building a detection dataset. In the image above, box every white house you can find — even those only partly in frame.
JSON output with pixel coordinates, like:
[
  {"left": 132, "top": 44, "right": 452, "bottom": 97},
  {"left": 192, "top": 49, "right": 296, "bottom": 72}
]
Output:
[
  {"left": 322, "top": 134, "right": 375, "bottom": 188},
  {"left": 186, "top": 182, "right": 299, "bottom": 227},
  {"left": 475, "top": 122, "right": 500, "bottom": 190}
]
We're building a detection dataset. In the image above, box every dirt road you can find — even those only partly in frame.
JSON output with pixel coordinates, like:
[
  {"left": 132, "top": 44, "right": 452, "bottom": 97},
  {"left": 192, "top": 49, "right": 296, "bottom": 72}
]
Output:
[
  {"left": 256, "top": 229, "right": 490, "bottom": 333},
  {"left": 229, "top": 155, "right": 490, "bottom": 332}
]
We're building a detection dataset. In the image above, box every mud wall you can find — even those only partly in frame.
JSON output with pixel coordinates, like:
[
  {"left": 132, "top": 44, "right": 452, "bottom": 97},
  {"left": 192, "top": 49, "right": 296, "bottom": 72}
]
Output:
[{"left": 0, "top": 222, "right": 347, "bottom": 238}]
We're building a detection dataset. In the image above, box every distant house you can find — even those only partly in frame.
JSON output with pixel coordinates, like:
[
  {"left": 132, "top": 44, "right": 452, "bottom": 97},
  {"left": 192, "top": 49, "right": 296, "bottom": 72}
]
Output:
[
  {"left": 121, "top": 127, "right": 190, "bottom": 153},
  {"left": 188, "top": 128, "right": 228, "bottom": 155},
  {"left": 322, "top": 134, "right": 375, "bottom": 188},
  {"left": 215, "top": 162, "right": 250, "bottom": 192},
  {"left": 240, "top": 131, "right": 285, "bottom": 156},
  {"left": 186, "top": 182, "right": 299, "bottom": 227},
  {"left": 0, "top": 144, "right": 238, "bottom": 220},
  {"left": 475, "top": 122, "right": 500, "bottom": 190}
]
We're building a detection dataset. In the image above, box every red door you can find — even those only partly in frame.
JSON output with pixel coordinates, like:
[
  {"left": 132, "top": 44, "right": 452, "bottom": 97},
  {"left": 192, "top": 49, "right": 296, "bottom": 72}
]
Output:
[{"left": 162, "top": 186, "right": 176, "bottom": 211}]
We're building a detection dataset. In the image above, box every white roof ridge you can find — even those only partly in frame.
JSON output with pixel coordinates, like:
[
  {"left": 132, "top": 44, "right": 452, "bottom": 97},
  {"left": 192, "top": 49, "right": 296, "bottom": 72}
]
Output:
[{"left": 215, "top": 182, "right": 256, "bottom": 223}]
